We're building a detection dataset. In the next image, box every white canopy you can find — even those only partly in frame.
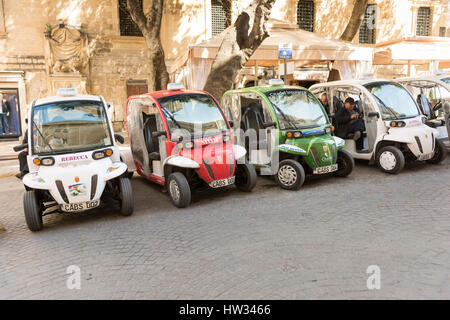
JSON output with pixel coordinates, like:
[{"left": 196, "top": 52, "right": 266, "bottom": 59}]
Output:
[
  {"left": 180, "top": 19, "right": 374, "bottom": 89},
  {"left": 374, "top": 36, "right": 450, "bottom": 66}
]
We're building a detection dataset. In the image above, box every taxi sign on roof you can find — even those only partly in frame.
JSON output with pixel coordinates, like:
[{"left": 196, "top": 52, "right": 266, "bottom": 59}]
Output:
[{"left": 56, "top": 88, "right": 78, "bottom": 97}]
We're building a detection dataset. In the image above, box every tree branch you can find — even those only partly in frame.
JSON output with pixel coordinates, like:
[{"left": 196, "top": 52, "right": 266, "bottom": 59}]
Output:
[{"left": 340, "top": 0, "right": 369, "bottom": 41}]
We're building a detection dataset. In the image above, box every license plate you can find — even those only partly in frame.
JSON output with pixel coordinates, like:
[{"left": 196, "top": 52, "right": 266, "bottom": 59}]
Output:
[
  {"left": 419, "top": 153, "right": 433, "bottom": 161},
  {"left": 313, "top": 164, "right": 338, "bottom": 174},
  {"left": 60, "top": 200, "right": 100, "bottom": 212},
  {"left": 209, "top": 176, "right": 235, "bottom": 188}
]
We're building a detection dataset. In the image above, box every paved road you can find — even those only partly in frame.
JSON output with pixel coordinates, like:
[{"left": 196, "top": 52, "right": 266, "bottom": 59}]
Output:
[{"left": 0, "top": 159, "right": 449, "bottom": 299}]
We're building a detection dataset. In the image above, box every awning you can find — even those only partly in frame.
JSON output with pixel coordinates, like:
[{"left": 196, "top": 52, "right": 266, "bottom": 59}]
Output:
[
  {"left": 374, "top": 36, "right": 450, "bottom": 66},
  {"left": 191, "top": 19, "right": 373, "bottom": 66}
]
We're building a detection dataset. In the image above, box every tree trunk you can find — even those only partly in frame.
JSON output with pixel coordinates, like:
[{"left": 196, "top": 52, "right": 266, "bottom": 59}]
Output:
[
  {"left": 203, "top": 0, "right": 276, "bottom": 100},
  {"left": 126, "top": 0, "right": 169, "bottom": 91},
  {"left": 339, "top": 0, "right": 369, "bottom": 42}
]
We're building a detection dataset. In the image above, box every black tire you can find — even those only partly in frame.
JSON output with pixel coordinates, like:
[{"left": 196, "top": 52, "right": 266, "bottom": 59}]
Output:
[
  {"left": 275, "top": 159, "right": 305, "bottom": 190},
  {"left": 23, "top": 190, "right": 43, "bottom": 231},
  {"left": 126, "top": 171, "right": 134, "bottom": 179},
  {"left": 167, "top": 172, "right": 191, "bottom": 208},
  {"left": 235, "top": 162, "right": 257, "bottom": 192},
  {"left": 334, "top": 149, "right": 355, "bottom": 177},
  {"left": 376, "top": 146, "right": 405, "bottom": 174},
  {"left": 118, "top": 177, "right": 134, "bottom": 216},
  {"left": 427, "top": 139, "right": 447, "bottom": 164}
]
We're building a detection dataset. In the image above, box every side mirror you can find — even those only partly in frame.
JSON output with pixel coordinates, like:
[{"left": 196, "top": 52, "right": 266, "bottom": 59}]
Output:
[
  {"left": 263, "top": 121, "right": 276, "bottom": 128},
  {"left": 13, "top": 143, "right": 27, "bottom": 152},
  {"left": 368, "top": 111, "right": 379, "bottom": 118},
  {"left": 114, "top": 134, "right": 125, "bottom": 144},
  {"left": 152, "top": 130, "right": 167, "bottom": 138}
]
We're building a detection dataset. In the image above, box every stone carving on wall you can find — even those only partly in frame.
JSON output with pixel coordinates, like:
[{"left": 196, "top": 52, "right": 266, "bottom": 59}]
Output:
[
  {"left": 44, "top": 23, "right": 90, "bottom": 95},
  {"left": 46, "top": 24, "right": 89, "bottom": 75}
]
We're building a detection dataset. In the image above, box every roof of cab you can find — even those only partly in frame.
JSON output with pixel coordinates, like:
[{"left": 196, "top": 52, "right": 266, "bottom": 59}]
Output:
[
  {"left": 144, "top": 89, "right": 210, "bottom": 100},
  {"left": 224, "top": 84, "right": 309, "bottom": 96},
  {"left": 311, "top": 79, "right": 393, "bottom": 88},
  {"left": 33, "top": 94, "right": 102, "bottom": 107}
]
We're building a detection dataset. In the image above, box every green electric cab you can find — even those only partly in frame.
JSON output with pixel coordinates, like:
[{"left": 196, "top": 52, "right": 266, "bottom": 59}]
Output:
[{"left": 221, "top": 80, "right": 355, "bottom": 190}]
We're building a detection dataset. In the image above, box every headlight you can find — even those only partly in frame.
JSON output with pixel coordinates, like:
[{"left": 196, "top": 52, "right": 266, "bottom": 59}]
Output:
[
  {"left": 184, "top": 141, "right": 195, "bottom": 149},
  {"left": 223, "top": 135, "right": 231, "bottom": 142},
  {"left": 293, "top": 131, "right": 303, "bottom": 138},
  {"left": 422, "top": 117, "right": 426, "bottom": 124},
  {"left": 93, "top": 149, "right": 113, "bottom": 160},
  {"left": 177, "top": 141, "right": 195, "bottom": 149},
  {"left": 40, "top": 157, "right": 55, "bottom": 166},
  {"left": 390, "top": 121, "right": 406, "bottom": 128},
  {"left": 325, "top": 127, "right": 331, "bottom": 134}
]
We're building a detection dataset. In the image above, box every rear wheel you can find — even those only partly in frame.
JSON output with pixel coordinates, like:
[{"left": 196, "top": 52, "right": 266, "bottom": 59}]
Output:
[
  {"left": 118, "top": 177, "right": 134, "bottom": 216},
  {"left": 167, "top": 172, "right": 191, "bottom": 208},
  {"left": 235, "top": 162, "right": 257, "bottom": 192},
  {"left": 427, "top": 139, "right": 447, "bottom": 164},
  {"left": 376, "top": 146, "right": 405, "bottom": 174},
  {"left": 334, "top": 149, "right": 355, "bottom": 177},
  {"left": 23, "top": 190, "right": 43, "bottom": 231},
  {"left": 275, "top": 159, "right": 305, "bottom": 190}
]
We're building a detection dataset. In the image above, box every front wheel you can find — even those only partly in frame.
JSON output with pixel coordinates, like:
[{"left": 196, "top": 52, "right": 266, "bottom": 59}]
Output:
[
  {"left": 118, "top": 177, "right": 134, "bottom": 216},
  {"left": 427, "top": 139, "right": 447, "bottom": 164},
  {"left": 275, "top": 159, "right": 305, "bottom": 190},
  {"left": 334, "top": 149, "right": 355, "bottom": 177},
  {"left": 167, "top": 172, "right": 191, "bottom": 208},
  {"left": 376, "top": 146, "right": 405, "bottom": 174},
  {"left": 235, "top": 162, "right": 257, "bottom": 192},
  {"left": 23, "top": 190, "right": 43, "bottom": 231}
]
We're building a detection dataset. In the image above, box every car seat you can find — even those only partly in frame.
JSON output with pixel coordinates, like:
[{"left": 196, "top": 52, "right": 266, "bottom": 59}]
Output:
[
  {"left": 242, "top": 102, "right": 265, "bottom": 150},
  {"left": 418, "top": 94, "right": 444, "bottom": 128},
  {"left": 143, "top": 113, "right": 161, "bottom": 160}
]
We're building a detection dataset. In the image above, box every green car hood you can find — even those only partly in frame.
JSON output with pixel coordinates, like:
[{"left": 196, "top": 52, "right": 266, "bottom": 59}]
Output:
[{"left": 276, "top": 129, "right": 345, "bottom": 168}]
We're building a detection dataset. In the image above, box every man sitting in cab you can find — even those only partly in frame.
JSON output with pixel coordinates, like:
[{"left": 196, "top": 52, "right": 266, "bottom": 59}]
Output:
[{"left": 335, "top": 97, "right": 365, "bottom": 150}]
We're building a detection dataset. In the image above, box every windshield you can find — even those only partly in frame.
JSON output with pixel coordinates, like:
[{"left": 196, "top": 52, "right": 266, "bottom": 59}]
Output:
[
  {"left": 441, "top": 77, "right": 450, "bottom": 85},
  {"left": 32, "top": 100, "right": 112, "bottom": 155},
  {"left": 266, "top": 89, "right": 328, "bottom": 130},
  {"left": 158, "top": 93, "right": 228, "bottom": 139},
  {"left": 364, "top": 82, "right": 420, "bottom": 120}
]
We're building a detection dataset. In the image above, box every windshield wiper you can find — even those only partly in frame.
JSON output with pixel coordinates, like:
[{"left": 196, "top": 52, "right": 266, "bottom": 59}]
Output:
[
  {"left": 32, "top": 119, "right": 55, "bottom": 154},
  {"left": 271, "top": 102, "right": 298, "bottom": 130},
  {"left": 372, "top": 94, "right": 398, "bottom": 120},
  {"left": 160, "top": 106, "right": 182, "bottom": 129}
]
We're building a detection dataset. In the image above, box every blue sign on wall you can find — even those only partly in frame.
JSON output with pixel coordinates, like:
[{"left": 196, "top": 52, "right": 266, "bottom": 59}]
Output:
[{"left": 278, "top": 43, "right": 292, "bottom": 59}]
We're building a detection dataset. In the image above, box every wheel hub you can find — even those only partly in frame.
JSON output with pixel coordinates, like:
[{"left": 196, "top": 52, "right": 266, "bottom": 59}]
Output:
[
  {"left": 379, "top": 151, "right": 396, "bottom": 171},
  {"left": 169, "top": 179, "right": 181, "bottom": 202},
  {"left": 278, "top": 165, "right": 297, "bottom": 186}
]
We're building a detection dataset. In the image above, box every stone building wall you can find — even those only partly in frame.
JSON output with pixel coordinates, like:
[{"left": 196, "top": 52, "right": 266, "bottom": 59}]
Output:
[{"left": 0, "top": 0, "right": 449, "bottom": 138}]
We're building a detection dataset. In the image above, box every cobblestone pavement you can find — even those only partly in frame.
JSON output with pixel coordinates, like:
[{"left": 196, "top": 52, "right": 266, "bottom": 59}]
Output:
[{"left": 0, "top": 159, "right": 449, "bottom": 299}]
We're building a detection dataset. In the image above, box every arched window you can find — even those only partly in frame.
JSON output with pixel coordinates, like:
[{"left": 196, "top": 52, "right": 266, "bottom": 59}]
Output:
[
  {"left": 297, "top": 0, "right": 314, "bottom": 32},
  {"left": 211, "top": 0, "right": 231, "bottom": 36},
  {"left": 416, "top": 7, "right": 431, "bottom": 36}
]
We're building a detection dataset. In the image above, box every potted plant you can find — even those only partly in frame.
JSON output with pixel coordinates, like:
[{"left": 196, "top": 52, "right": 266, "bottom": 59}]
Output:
[{"left": 44, "top": 23, "right": 52, "bottom": 38}]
